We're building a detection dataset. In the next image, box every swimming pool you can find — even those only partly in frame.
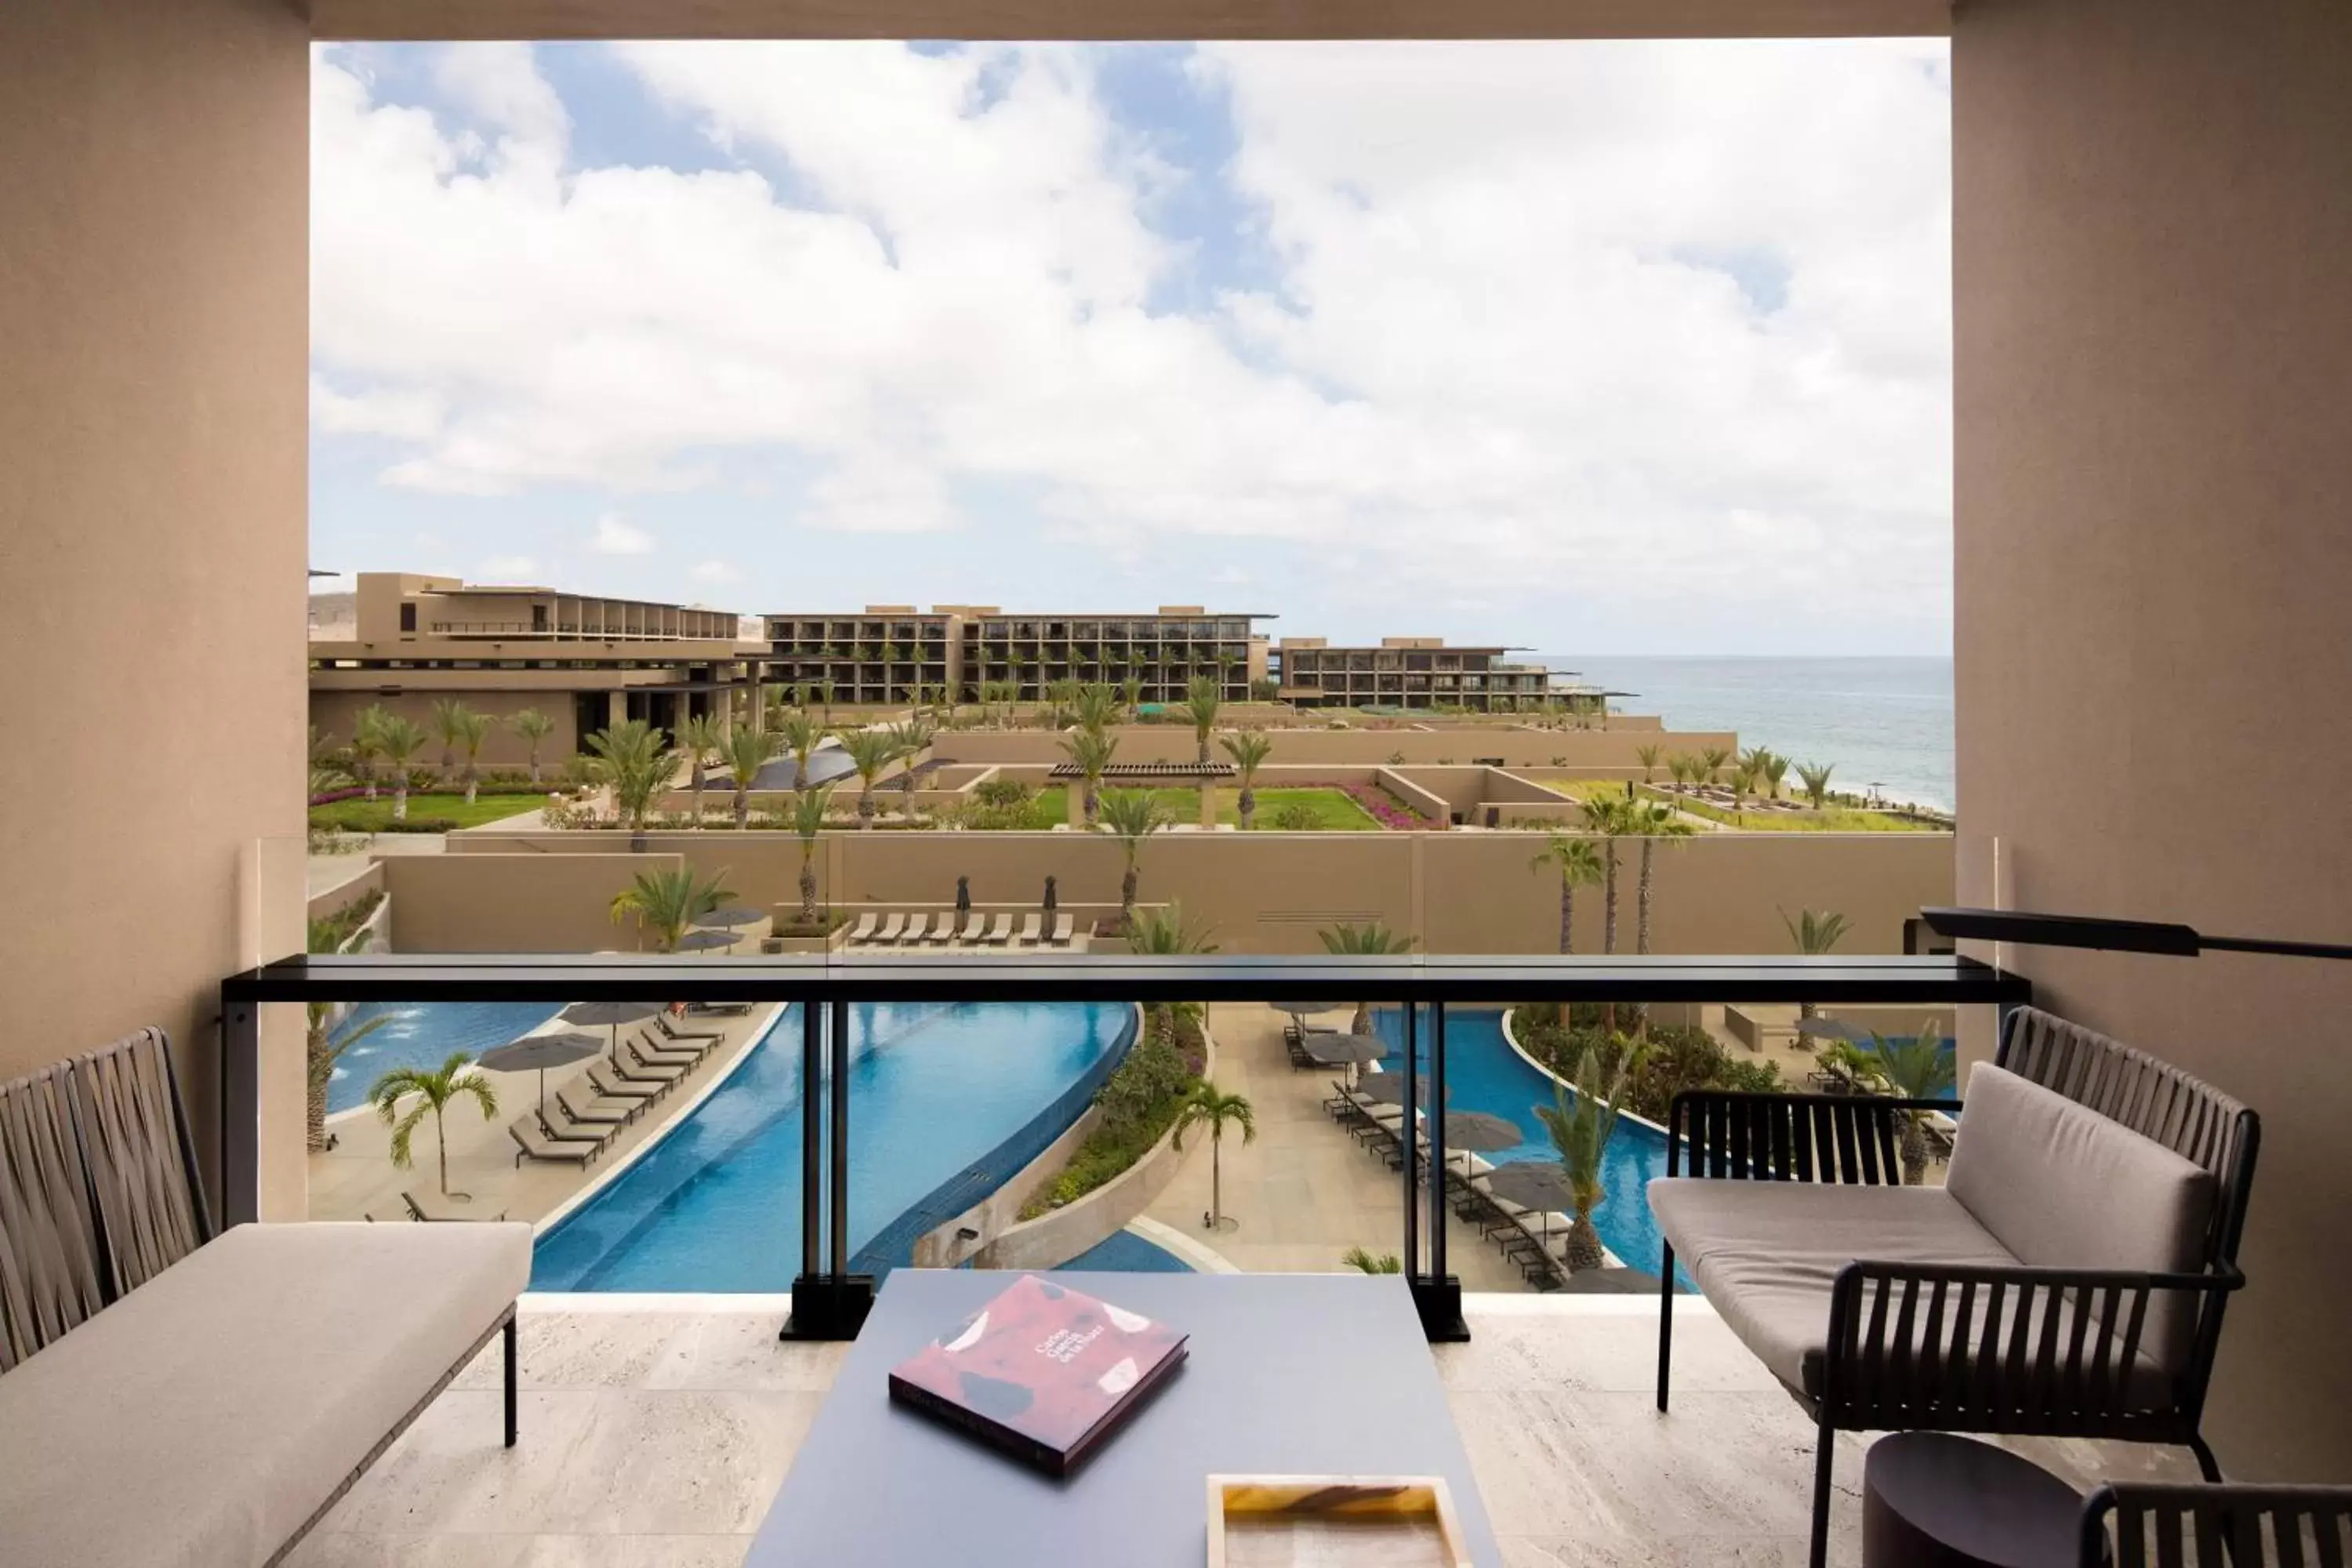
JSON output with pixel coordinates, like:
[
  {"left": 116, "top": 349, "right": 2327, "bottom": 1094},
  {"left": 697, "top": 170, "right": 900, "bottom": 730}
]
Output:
[
  {"left": 1367, "top": 1007, "right": 1687, "bottom": 1289},
  {"left": 532, "top": 1001, "right": 1134, "bottom": 1291},
  {"left": 1055, "top": 1228, "right": 1196, "bottom": 1273},
  {"left": 325, "top": 1000, "right": 560, "bottom": 1115}
]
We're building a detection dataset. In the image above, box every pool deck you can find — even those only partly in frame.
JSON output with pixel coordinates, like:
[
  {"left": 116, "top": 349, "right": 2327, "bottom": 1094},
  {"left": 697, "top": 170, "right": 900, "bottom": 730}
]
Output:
[
  {"left": 308, "top": 1004, "right": 786, "bottom": 1225},
  {"left": 283, "top": 1293, "right": 2198, "bottom": 1568},
  {"left": 1139, "top": 1004, "right": 1537, "bottom": 1290}
]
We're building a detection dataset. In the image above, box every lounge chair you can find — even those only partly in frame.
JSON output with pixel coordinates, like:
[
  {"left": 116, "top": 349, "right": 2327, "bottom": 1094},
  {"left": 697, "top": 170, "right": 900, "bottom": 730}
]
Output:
[
  {"left": 589, "top": 1058, "right": 666, "bottom": 1105},
  {"left": 612, "top": 1040, "right": 687, "bottom": 1088},
  {"left": 873, "top": 912, "right": 906, "bottom": 945},
  {"left": 509, "top": 1117, "right": 601, "bottom": 1167},
  {"left": 924, "top": 914, "right": 957, "bottom": 945},
  {"left": 401, "top": 1191, "right": 509, "bottom": 1222},
  {"left": 540, "top": 1104, "right": 617, "bottom": 1150},
  {"left": 899, "top": 912, "right": 933, "bottom": 945},
  {"left": 656, "top": 1014, "right": 724, "bottom": 1044},
  {"left": 1048, "top": 913, "right": 1075, "bottom": 945},
  {"left": 685, "top": 1000, "right": 753, "bottom": 1016},
  {"left": 632, "top": 1026, "right": 705, "bottom": 1066},
  {"left": 847, "top": 911, "right": 880, "bottom": 945},
  {"left": 980, "top": 912, "right": 1014, "bottom": 945},
  {"left": 558, "top": 1081, "right": 638, "bottom": 1127},
  {"left": 1013, "top": 913, "right": 1043, "bottom": 946},
  {"left": 943, "top": 912, "right": 981, "bottom": 945}
]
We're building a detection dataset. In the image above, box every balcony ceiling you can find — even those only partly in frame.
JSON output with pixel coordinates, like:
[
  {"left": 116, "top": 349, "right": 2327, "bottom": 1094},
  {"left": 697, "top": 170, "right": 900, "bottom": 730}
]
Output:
[{"left": 308, "top": 0, "right": 1951, "bottom": 42}]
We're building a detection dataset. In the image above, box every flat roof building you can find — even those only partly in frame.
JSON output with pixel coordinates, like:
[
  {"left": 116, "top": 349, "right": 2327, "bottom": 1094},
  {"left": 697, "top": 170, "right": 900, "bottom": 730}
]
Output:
[{"left": 1275, "top": 636, "right": 1573, "bottom": 712}]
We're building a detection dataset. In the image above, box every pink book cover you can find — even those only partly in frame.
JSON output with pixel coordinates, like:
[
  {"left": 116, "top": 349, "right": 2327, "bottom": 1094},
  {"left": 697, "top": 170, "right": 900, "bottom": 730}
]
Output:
[{"left": 887, "top": 1274, "right": 1189, "bottom": 1476}]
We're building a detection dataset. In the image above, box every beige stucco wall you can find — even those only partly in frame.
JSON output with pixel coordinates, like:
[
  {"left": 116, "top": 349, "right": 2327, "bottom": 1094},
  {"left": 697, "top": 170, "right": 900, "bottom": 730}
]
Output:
[
  {"left": 382, "top": 852, "right": 685, "bottom": 953},
  {"left": 1954, "top": 0, "right": 2352, "bottom": 1475},
  {"left": 936, "top": 726, "right": 1737, "bottom": 770},
  {"left": 311, "top": 688, "right": 586, "bottom": 772},
  {"left": 0, "top": 0, "right": 309, "bottom": 1204}
]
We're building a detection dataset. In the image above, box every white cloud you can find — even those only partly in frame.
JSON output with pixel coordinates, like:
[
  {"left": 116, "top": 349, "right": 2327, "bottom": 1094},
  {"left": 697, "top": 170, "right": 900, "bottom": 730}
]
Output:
[
  {"left": 590, "top": 513, "right": 654, "bottom": 554},
  {"left": 311, "top": 374, "right": 445, "bottom": 441},
  {"left": 689, "top": 560, "right": 743, "bottom": 583},
  {"left": 310, "top": 40, "right": 1953, "bottom": 641}
]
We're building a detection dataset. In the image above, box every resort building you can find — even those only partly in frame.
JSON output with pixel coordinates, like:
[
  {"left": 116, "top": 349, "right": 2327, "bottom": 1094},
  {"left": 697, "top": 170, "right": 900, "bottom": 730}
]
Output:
[
  {"left": 1275, "top": 636, "right": 1567, "bottom": 711},
  {"left": 758, "top": 606, "right": 960, "bottom": 706},
  {"left": 310, "top": 572, "right": 764, "bottom": 764}
]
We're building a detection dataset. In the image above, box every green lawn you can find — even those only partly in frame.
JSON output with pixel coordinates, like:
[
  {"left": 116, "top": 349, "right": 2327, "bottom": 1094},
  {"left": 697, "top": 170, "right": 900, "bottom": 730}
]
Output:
[
  {"left": 1523, "top": 778, "right": 1946, "bottom": 833},
  {"left": 309, "top": 792, "right": 544, "bottom": 830},
  {"left": 1029, "top": 784, "right": 1377, "bottom": 830}
]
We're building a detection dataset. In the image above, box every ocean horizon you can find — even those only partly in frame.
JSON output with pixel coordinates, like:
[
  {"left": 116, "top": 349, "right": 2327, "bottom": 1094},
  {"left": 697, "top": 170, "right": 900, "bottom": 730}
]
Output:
[{"left": 1537, "top": 655, "right": 1954, "bottom": 812}]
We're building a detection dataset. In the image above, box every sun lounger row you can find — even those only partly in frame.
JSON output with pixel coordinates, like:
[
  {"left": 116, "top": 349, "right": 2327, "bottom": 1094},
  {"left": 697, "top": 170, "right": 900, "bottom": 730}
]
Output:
[
  {"left": 840, "top": 910, "right": 1078, "bottom": 949},
  {"left": 508, "top": 1018, "right": 728, "bottom": 1168}
]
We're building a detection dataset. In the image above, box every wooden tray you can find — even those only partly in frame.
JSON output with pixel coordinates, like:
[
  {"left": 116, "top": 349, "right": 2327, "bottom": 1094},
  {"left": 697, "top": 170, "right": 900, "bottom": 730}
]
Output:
[{"left": 1207, "top": 1475, "right": 1472, "bottom": 1568}]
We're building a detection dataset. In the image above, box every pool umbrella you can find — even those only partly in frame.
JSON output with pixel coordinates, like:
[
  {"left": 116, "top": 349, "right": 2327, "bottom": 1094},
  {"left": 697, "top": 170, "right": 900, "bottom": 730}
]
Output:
[
  {"left": 1480, "top": 1160, "right": 1577, "bottom": 1244},
  {"left": 696, "top": 906, "right": 767, "bottom": 930},
  {"left": 1272, "top": 1000, "right": 1349, "bottom": 1020},
  {"left": 561, "top": 999, "right": 663, "bottom": 1054},
  {"left": 1043, "top": 876, "right": 1058, "bottom": 914},
  {"left": 476, "top": 1030, "right": 601, "bottom": 1116},
  {"left": 956, "top": 877, "right": 971, "bottom": 915},
  {"left": 1301, "top": 1032, "right": 1386, "bottom": 1067},
  {"left": 1352, "top": 1073, "right": 1450, "bottom": 1108},
  {"left": 1443, "top": 1111, "right": 1523, "bottom": 1153},
  {"left": 675, "top": 929, "right": 737, "bottom": 953}
]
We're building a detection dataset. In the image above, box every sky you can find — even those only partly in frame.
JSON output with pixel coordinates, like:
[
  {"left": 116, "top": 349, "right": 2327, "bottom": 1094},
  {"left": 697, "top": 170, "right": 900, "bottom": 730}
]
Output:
[{"left": 309, "top": 40, "right": 1953, "bottom": 656}]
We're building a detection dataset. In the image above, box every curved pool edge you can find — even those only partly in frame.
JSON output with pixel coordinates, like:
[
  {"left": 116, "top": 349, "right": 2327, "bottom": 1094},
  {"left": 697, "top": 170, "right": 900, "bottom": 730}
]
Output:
[
  {"left": 848, "top": 1003, "right": 1142, "bottom": 1277},
  {"left": 532, "top": 1002, "right": 791, "bottom": 1240},
  {"left": 1497, "top": 1007, "right": 1678, "bottom": 1141}
]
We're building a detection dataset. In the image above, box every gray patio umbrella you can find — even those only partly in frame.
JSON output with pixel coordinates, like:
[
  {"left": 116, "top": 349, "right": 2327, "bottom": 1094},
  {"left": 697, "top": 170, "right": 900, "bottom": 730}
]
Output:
[
  {"left": 674, "top": 929, "right": 738, "bottom": 953},
  {"left": 695, "top": 906, "right": 767, "bottom": 930},
  {"left": 1442, "top": 1111, "right": 1524, "bottom": 1153},
  {"left": 956, "top": 877, "right": 971, "bottom": 914},
  {"left": 1480, "top": 1160, "right": 1578, "bottom": 1243},
  {"left": 476, "top": 1030, "right": 601, "bottom": 1116},
  {"left": 561, "top": 999, "right": 664, "bottom": 1054},
  {"left": 1300, "top": 1032, "right": 1386, "bottom": 1067}
]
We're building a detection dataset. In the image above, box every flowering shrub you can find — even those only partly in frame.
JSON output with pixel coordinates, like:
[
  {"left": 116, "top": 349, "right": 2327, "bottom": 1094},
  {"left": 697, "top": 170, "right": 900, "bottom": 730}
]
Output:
[{"left": 1281, "top": 779, "right": 1439, "bottom": 831}]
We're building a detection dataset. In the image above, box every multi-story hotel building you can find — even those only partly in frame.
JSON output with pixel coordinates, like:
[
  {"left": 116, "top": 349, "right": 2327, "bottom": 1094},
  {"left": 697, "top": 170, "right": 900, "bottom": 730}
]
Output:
[
  {"left": 310, "top": 573, "right": 762, "bottom": 766},
  {"left": 1274, "top": 637, "right": 1570, "bottom": 712}
]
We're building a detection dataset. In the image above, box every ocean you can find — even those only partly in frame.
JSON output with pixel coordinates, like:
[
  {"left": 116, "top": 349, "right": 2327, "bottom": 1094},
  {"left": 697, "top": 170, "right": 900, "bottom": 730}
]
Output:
[{"left": 1537, "top": 655, "right": 1955, "bottom": 813}]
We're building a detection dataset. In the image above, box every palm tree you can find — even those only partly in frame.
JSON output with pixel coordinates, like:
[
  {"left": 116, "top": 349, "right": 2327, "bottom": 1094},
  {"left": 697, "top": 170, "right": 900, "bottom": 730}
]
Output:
[
  {"left": 349, "top": 705, "right": 390, "bottom": 799},
  {"left": 1624, "top": 799, "right": 1696, "bottom": 954},
  {"left": 1073, "top": 683, "right": 1120, "bottom": 735},
  {"left": 720, "top": 723, "right": 776, "bottom": 828},
  {"left": 609, "top": 862, "right": 735, "bottom": 952},
  {"left": 508, "top": 709, "right": 556, "bottom": 784},
  {"left": 1220, "top": 731, "right": 1273, "bottom": 829},
  {"left": 1121, "top": 673, "right": 1144, "bottom": 717},
  {"left": 448, "top": 706, "right": 493, "bottom": 805},
  {"left": 1582, "top": 795, "right": 1631, "bottom": 955},
  {"left": 372, "top": 713, "right": 426, "bottom": 821},
  {"left": 1533, "top": 1043, "right": 1642, "bottom": 1272},
  {"left": 1123, "top": 902, "right": 1218, "bottom": 1045},
  {"left": 306, "top": 1003, "right": 391, "bottom": 1152},
  {"left": 1097, "top": 788, "right": 1171, "bottom": 916},
  {"left": 1699, "top": 746, "right": 1732, "bottom": 793},
  {"left": 428, "top": 697, "right": 476, "bottom": 788},
  {"left": 1317, "top": 922, "right": 1415, "bottom": 1034},
  {"left": 1635, "top": 743, "right": 1662, "bottom": 783},
  {"left": 1341, "top": 1246, "right": 1404, "bottom": 1274},
  {"left": 1739, "top": 746, "right": 1774, "bottom": 805},
  {"left": 1528, "top": 833, "right": 1607, "bottom": 954},
  {"left": 1060, "top": 726, "right": 1118, "bottom": 823},
  {"left": 817, "top": 678, "right": 836, "bottom": 727},
  {"left": 1761, "top": 751, "right": 1791, "bottom": 803},
  {"left": 677, "top": 714, "right": 724, "bottom": 827},
  {"left": 1781, "top": 906, "right": 1853, "bottom": 1041},
  {"left": 1795, "top": 760, "right": 1836, "bottom": 810},
  {"left": 791, "top": 786, "right": 833, "bottom": 924},
  {"left": 1666, "top": 753, "right": 1696, "bottom": 797},
  {"left": 1867, "top": 1020, "right": 1955, "bottom": 1185},
  {"left": 583, "top": 719, "right": 680, "bottom": 830},
  {"left": 1182, "top": 676, "right": 1221, "bottom": 765},
  {"left": 891, "top": 717, "right": 936, "bottom": 806},
  {"left": 368, "top": 1051, "right": 499, "bottom": 1199},
  {"left": 777, "top": 710, "right": 826, "bottom": 797},
  {"left": 837, "top": 727, "right": 902, "bottom": 829},
  {"left": 1174, "top": 1081, "right": 1256, "bottom": 1231}
]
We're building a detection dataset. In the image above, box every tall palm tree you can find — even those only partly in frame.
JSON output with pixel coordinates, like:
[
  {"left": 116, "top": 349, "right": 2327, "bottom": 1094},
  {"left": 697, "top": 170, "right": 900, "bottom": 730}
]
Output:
[
  {"left": 1120, "top": 673, "right": 1144, "bottom": 717},
  {"left": 1738, "top": 746, "right": 1774, "bottom": 805},
  {"left": 1533, "top": 1043, "right": 1642, "bottom": 1272},
  {"left": 791, "top": 785, "right": 833, "bottom": 924},
  {"left": 1582, "top": 795, "right": 1631, "bottom": 955},
  {"left": 350, "top": 705, "right": 390, "bottom": 799},
  {"left": 1635, "top": 744, "right": 1663, "bottom": 783},
  {"left": 368, "top": 1051, "right": 499, "bottom": 1199},
  {"left": 448, "top": 706, "right": 493, "bottom": 805},
  {"left": 837, "top": 727, "right": 902, "bottom": 829},
  {"left": 1867, "top": 1021, "right": 1955, "bottom": 1185},
  {"left": 428, "top": 697, "right": 476, "bottom": 788},
  {"left": 1781, "top": 906, "right": 1853, "bottom": 1041},
  {"left": 677, "top": 714, "right": 725, "bottom": 827},
  {"left": 1174, "top": 1081, "right": 1257, "bottom": 1231},
  {"left": 1060, "top": 726, "right": 1118, "bottom": 823},
  {"left": 1528, "top": 833, "right": 1607, "bottom": 954},
  {"left": 817, "top": 678, "right": 836, "bottom": 727},
  {"left": 583, "top": 719, "right": 680, "bottom": 830},
  {"left": 1123, "top": 902, "right": 1217, "bottom": 1045},
  {"left": 1182, "top": 676, "right": 1221, "bottom": 765},
  {"left": 306, "top": 1003, "right": 391, "bottom": 1153},
  {"left": 1761, "top": 751, "right": 1791, "bottom": 803},
  {"left": 1097, "top": 788, "right": 1171, "bottom": 916},
  {"left": 1624, "top": 799, "right": 1696, "bottom": 954},
  {"left": 508, "top": 708, "right": 556, "bottom": 784},
  {"left": 1795, "top": 760, "right": 1836, "bottom": 810},
  {"left": 720, "top": 723, "right": 777, "bottom": 828},
  {"left": 891, "top": 716, "right": 937, "bottom": 806},
  {"left": 1317, "top": 922, "right": 1415, "bottom": 1034},
  {"left": 1220, "top": 731, "right": 1274, "bottom": 829},
  {"left": 372, "top": 713, "right": 426, "bottom": 821},
  {"left": 777, "top": 710, "right": 826, "bottom": 797},
  {"left": 609, "top": 862, "right": 735, "bottom": 952}
]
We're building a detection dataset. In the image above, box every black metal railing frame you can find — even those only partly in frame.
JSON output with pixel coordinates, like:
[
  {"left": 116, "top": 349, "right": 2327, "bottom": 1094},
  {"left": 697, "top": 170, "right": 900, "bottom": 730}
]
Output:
[{"left": 220, "top": 953, "right": 2028, "bottom": 1341}]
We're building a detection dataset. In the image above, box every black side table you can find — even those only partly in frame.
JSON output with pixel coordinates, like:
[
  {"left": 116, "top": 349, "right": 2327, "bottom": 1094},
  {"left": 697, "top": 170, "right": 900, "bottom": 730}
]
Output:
[{"left": 1864, "top": 1432, "right": 2095, "bottom": 1568}]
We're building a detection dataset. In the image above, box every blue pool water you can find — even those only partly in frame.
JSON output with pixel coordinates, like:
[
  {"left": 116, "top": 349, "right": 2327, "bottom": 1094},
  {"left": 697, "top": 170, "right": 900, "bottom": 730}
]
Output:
[
  {"left": 532, "top": 1001, "right": 1132, "bottom": 1291},
  {"left": 1367, "top": 1007, "right": 1686, "bottom": 1288},
  {"left": 1056, "top": 1228, "right": 1196, "bottom": 1273},
  {"left": 326, "top": 1001, "right": 559, "bottom": 1114}
]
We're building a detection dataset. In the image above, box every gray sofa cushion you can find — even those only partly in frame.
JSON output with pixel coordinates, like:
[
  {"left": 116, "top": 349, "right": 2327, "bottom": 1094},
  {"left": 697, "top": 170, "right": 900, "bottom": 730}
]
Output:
[
  {"left": 0, "top": 1220, "right": 531, "bottom": 1568},
  {"left": 1947, "top": 1063, "right": 2217, "bottom": 1371}
]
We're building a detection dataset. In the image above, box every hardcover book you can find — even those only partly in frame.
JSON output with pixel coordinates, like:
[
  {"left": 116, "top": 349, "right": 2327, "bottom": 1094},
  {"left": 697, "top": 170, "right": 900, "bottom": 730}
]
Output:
[{"left": 887, "top": 1274, "right": 1189, "bottom": 1476}]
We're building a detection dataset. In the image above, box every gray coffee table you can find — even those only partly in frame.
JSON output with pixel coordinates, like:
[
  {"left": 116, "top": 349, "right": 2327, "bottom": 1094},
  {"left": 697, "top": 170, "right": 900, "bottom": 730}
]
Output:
[{"left": 745, "top": 1269, "right": 1502, "bottom": 1566}]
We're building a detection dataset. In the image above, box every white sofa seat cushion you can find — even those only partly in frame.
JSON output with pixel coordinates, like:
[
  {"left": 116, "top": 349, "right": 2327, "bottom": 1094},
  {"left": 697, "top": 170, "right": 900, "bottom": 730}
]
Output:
[{"left": 0, "top": 1220, "right": 531, "bottom": 1568}]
